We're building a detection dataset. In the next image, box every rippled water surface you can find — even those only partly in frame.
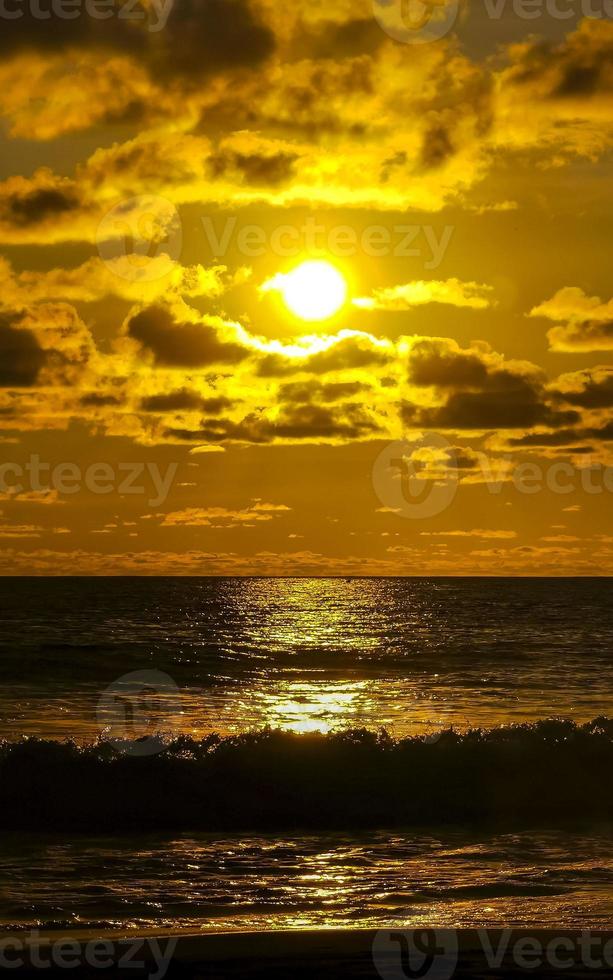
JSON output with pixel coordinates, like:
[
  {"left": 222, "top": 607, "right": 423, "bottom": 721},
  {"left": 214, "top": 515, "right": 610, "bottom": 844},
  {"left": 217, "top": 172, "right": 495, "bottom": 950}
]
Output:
[
  {"left": 1, "top": 576, "right": 612, "bottom": 933},
  {"left": 0, "top": 577, "right": 612, "bottom": 740},
  {"left": 2, "top": 829, "right": 613, "bottom": 933}
]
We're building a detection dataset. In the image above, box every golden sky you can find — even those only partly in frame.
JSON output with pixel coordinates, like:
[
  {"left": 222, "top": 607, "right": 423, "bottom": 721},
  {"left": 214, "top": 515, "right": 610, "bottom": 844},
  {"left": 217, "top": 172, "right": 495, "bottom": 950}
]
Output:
[{"left": 0, "top": 0, "right": 612, "bottom": 574}]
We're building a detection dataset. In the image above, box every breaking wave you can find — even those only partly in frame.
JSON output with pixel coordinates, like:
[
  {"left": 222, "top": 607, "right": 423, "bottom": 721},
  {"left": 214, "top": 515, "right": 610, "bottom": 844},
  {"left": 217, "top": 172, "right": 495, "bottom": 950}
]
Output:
[{"left": 2, "top": 718, "right": 613, "bottom": 831}]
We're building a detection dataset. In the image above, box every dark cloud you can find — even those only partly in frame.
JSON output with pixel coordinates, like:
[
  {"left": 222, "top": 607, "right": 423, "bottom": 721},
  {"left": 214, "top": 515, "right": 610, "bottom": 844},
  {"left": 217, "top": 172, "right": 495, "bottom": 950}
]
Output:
[
  {"left": 380, "top": 151, "right": 408, "bottom": 184},
  {"left": 164, "top": 413, "right": 269, "bottom": 444},
  {"left": 551, "top": 369, "right": 613, "bottom": 409},
  {"left": 256, "top": 335, "right": 390, "bottom": 378},
  {"left": 508, "top": 429, "right": 587, "bottom": 448},
  {"left": 266, "top": 403, "right": 379, "bottom": 441},
  {"left": 409, "top": 340, "right": 490, "bottom": 388},
  {"left": 0, "top": 319, "right": 45, "bottom": 387},
  {"left": 307, "top": 337, "right": 391, "bottom": 374},
  {"left": 508, "top": 20, "right": 613, "bottom": 100},
  {"left": 408, "top": 340, "right": 549, "bottom": 395},
  {"left": 208, "top": 150, "right": 298, "bottom": 186},
  {"left": 404, "top": 339, "right": 581, "bottom": 430},
  {"left": 255, "top": 353, "right": 299, "bottom": 378},
  {"left": 402, "top": 391, "right": 580, "bottom": 430},
  {"left": 304, "top": 18, "right": 386, "bottom": 59},
  {"left": 0, "top": 0, "right": 275, "bottom": 80},
  {"left": 555, "top": 65, "right": 602, "bottom": 98},
  {"left": 585, "top": 420, "right": 613, "bottom": 441},
  {"left": 127, "top": 306, "right": 249, "bottom": 368},
  {"left": 550, "top": 320, "right": 613, "bottom": 352},
  {"left": 141, "top": 389, "right": 234, "bottom": 413},
  {"left": 154, "top": 0, "right": 275, "bottom": 79},
  {"left": 4, "top": 186, "right": 81, "bottom": 229},
  {"left": 509, "top": 418, "right": 613, "bottom": 447},
  {"left": 201, "top": 396, "right": 234, "bottom": 414},
  {"left": 420, "top": 126, "right": 454, "bottom": 169},
  {"left": 164, "top": 398, "right": 379, "bottom": 444},
  {"left": 80, "top": 393, "right": 122, "bottom": 407},
  {"left": 278, "top": 380, "right": 369, "bottom": 403},
  {"left": 444, "top": 446, "right": 483, "bottom": 470},
  {"left": 141, "top": 389, "right": 207, "bottom": 412}
]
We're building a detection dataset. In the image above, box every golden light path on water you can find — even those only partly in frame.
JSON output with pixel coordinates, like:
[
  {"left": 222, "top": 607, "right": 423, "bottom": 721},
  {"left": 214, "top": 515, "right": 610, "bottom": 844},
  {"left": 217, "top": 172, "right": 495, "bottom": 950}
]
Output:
[
  {"left": 242, "top": 680, "right": 370, "bottom": 734},
  {"left": 4, "top": 576, "right": 613, "bottom": 744}
]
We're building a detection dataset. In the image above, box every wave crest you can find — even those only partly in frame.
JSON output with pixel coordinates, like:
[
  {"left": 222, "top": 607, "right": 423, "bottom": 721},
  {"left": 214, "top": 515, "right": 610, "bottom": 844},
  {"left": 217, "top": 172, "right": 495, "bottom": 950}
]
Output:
[{"left": 3, "top": 718, "right": 613, "bottom": 831}]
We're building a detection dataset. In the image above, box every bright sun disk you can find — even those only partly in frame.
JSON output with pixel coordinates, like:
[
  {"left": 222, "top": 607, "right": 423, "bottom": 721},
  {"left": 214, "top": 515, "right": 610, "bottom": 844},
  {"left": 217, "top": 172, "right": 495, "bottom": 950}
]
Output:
[{"left": 278, "top": 260, "right": 347, "bottom": 321}]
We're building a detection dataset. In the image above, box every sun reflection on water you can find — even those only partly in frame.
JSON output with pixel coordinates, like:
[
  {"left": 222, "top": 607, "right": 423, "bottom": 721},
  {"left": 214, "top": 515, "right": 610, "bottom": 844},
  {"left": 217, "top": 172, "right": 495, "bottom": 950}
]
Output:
[
  {"left": 255, "top": 680, "right": 371, "bottom": 734},
  {"left": 5, "top": 577, "right": 609, "bottom": 745}
]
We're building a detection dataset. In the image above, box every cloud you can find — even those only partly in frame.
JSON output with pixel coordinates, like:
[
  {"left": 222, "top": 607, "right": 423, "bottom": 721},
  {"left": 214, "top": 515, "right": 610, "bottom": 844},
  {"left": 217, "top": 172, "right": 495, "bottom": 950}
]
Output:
[
  {"left": 265, "top": 402, "right": 380, "bottom": 441},
  {"left": 406, "top": 393, "right": 578, "bottom": 431},
  {"left": 0, "top": 17, "right": 610, "bottom": 231},
  {"left": 354, "top": 279, "right": 495, "bottom": 312},
  {"left": 529, "top": 287, "right": 613, "bottom": 352},
  {"left": 0, "top": 170, "right": 92, "bottom": 244},
  {"left": 278, "top": 380, "right": 370, "bottom": 403},
  {"left": 255, "top": 331, "right": 392, "bottom": 377},
  {"left": 406, "top": 338, "right": 541, "bottom": 390},
  {"left": 0, "top": 40, "right": 496, "bottom": 225},
  {"left": 126, "top": 303, "right": 251, "bottom": 368},
  {"left": 403, "top": 338, "right": 580, "bottom": 431},
  {"left": 301, "top": 334, "right": 393, "bottom": 374},
  {"left": 3, "top": 181, "right": 80, "bottom": 228},
  {"left": 141, "top": 390, "right": 234, "bottom": 414},
  {"left": 208, "top": 146, "right": 299, "bottom": 186},
  {"left": 419, "top": 529, "right": 517, "bottom": 539},
  {"left": 161, "top": 500, "right": 290, "bottom": 527},
  {"left": 0, "top": 0, "right": 275, "bottom": 78},
  {"left": 0, "top": 316, "right": 46, "bottom": 388},
  {"left": 0, "top": 524, "right": 42, "bottom": 538},
  {"left": 398, "top": 443, "right": 514, "bottom": 485},
  {"left": 0, "top": 285, "right": 593, "bottom": 453},
  {"left": 0, "top": 256, "right": 241, "bottom": 308},
  {"left": 0, "top": 52, "right": 158, "bottom": 140},
  {"left": 0, "top": 489, "right": 64, "bottom": 505},
  {"left": 497, "top": 21, "right": 613, "bottom": 167},
  {"left": 550, "top": 367, "right": 613, "bottom": 408},
  {"left": 505, "top": 19, "right": 613, "bottom": 101}
]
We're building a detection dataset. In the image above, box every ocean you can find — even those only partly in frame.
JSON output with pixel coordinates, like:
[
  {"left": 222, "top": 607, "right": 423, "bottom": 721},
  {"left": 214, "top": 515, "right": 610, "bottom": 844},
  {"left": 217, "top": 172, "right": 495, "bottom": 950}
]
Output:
[{"left": 1, "top": 576, "right": 612, "bottom": 933}]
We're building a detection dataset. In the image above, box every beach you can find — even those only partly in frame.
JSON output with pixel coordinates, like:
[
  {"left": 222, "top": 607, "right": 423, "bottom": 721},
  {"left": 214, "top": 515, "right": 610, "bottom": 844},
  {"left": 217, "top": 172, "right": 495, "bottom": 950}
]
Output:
[{"left": 6, "top": 928, "right": 613, "bottom": 978}]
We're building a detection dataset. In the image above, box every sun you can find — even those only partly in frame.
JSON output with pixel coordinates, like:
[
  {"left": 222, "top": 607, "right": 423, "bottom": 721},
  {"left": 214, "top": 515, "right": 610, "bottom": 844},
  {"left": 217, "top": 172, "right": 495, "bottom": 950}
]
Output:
[{"left": 270, "top": 261, "right": 348, "bottom": 321}]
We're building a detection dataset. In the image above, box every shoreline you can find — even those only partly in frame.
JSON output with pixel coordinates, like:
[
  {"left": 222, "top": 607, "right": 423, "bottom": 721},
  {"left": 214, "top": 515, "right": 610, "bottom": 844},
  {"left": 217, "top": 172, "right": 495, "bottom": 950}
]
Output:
[{"left": 5, "top": 927, "right": 613, "bottom": 978}]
